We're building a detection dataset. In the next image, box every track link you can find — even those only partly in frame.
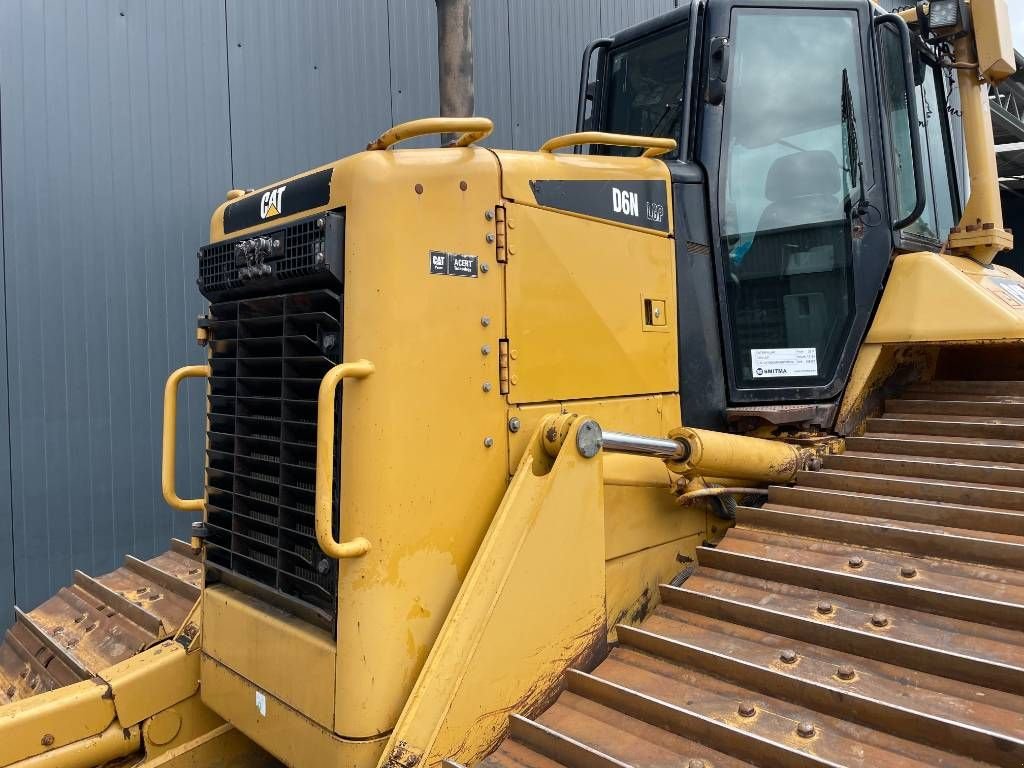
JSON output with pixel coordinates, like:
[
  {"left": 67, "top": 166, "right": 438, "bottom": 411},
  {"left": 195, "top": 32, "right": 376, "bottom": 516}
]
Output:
[
  {"left": 0, "top": 539, "right": 200, "bottom": 704},
  {"left": 482, "top": 380, "right": 1024, "bottom": 767}
]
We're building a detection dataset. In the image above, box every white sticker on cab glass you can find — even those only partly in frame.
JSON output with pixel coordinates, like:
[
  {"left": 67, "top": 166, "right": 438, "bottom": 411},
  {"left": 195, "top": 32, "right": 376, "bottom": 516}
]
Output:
[{"left": 751, "top": 347, "right": 818, "bottom": 378}]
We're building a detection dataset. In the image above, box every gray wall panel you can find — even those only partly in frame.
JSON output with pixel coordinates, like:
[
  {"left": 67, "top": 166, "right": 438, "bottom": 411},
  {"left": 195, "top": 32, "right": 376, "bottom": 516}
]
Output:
[
  {"left": 0, "top": 0, "right": 229, "bottom": 611},
  {"left": 508, "top": 1, "right": 603, "bottom": 150},
  {"left": 226, "top": 0, "right": 393, "bottom": 188},
  {"left": 600, "top": 0, "right": 677, "bottom": 35},
  {"left": 508, "top": 0, "right": 676, "bottom": 151},
  {"left": 389, "top": 0, "right": 439, "bottom": 144},
  {"left": 0, "top": 74, "right": 11, "bottom": 627},
  {"left": 388, "top": 0, "right": 514, "bottom": 149},
  {"left": 474, "top": 1, "right": 514, "bottom": 148}
]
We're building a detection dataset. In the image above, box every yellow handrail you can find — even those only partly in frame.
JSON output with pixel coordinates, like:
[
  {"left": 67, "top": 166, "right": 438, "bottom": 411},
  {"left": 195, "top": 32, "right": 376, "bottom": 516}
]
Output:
[
  {"left": 162, "top": 364, "right": 211, "bottom": 511},
  {"left": 538, "top": 131, "right": 677, "bottom": 158},
  {"left": 316, "top": 359, "right": 375, "bottom": 559},
  {"left": 366, "top": 117, "right": 494, "bottom": 150}
]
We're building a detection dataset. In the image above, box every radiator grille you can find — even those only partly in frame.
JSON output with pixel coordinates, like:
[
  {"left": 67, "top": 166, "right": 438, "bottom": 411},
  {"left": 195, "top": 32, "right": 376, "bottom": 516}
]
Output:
[
  {"left": 197, "top": 213, "right": 343, "bottom": 303},
  {"left": 202, "top": 288, "right": 342, "bottom": 617}
]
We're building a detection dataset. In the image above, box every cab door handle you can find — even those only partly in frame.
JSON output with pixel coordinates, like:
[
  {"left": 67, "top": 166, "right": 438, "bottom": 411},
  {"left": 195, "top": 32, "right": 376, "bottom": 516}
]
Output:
[{"left": 707, "top": 36, "right": 731, "bottom": 106}]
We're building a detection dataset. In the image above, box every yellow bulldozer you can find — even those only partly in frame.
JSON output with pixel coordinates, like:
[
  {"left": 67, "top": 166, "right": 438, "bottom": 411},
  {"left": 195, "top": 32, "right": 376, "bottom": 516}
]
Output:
[{"left": 1, "top": 0, "right": 1021, "bottom": 765}]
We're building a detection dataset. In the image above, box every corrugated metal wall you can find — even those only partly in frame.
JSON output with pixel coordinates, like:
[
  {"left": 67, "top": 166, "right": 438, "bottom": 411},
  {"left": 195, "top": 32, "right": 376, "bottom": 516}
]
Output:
[{"left": 0, "top": 0, "right": 674, "bottom": 623}]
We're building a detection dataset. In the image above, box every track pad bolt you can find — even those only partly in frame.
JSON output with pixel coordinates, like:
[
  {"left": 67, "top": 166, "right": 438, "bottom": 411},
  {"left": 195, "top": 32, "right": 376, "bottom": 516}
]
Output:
[
  {"left": 779, "top": 649, "right": 797, "bottom": 664},
  {"left": 871, "top": 613, "right": 889, "bottom": 628},
  {"left": 900, "top": 565, "right": 917, "bottom": 578},
  {"left": 688, "top": 761, "right": 706, "bottom": 768},
  {"left": 848, "top": 556, "right": 864, "bottom": 569},
  {"left": 836, "top": 665, "right": 855, "bottom": 681},
  {"left": 737, "top": 701, "right": 756, "bottom": 718},
  {"left": 796, "top": 722, "right": 816, "bottom": 738},
  {"left": 816, "top": 601, "right": 833, "bottom": 615}
]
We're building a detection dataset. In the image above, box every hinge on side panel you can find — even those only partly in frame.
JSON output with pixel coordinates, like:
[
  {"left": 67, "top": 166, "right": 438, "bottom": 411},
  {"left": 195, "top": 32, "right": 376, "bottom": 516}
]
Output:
[
  {"left": 498, "top": 338, "right": 510, "bottom": 395},
  {"left": 494, "top": 204, "right": 507, "bottom": 263}
]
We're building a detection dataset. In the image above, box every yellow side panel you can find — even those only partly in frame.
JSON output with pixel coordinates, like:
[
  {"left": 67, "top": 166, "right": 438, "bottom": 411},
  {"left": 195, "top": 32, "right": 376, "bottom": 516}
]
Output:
[
  {"left": 332, "top": 149, "right": 511, "bottom": 738},
  {"left": 493, "top": 148, "right": 675, "bottom": 234},
  {"left": 866, "top": 252, "right": 1024, "bottom": 343},
  {"left": 202, "top": 585, "right": 336, "bottom": 731},
  {"left": 605, "top": 534, "right": 703, "bottom": 634},
  {"left": 200, "top": 656, "right": 385, "bottom": 768},
  {"left": 505, "top": 202, "right": 678, "bottom": 403}
]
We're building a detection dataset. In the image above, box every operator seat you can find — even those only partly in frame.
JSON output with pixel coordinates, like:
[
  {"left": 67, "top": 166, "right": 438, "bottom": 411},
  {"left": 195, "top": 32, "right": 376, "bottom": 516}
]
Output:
[{"left": 733, "top": 150, "right": 849, "bottom": 354}]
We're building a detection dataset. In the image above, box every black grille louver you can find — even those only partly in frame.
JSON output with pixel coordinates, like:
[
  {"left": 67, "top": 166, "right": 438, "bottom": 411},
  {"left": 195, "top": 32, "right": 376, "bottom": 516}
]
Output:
[
  {"left": 198, "top": 213, "right": 346, "bottom": 623},
  {"left": 198, "top": 213, "right": 343, "bottom": 302}
]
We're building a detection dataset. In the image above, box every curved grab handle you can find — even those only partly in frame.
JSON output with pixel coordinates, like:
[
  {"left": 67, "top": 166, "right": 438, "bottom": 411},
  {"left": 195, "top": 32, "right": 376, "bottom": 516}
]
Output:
[
  {"left": 316, "top": 360, "right": 375, "bottom": 559},
  {"left": 366, "top": 117, "right": 494, "bottom": 151},
  {"left": 539, "top": 131, "right": 676, "bottom": 158},
  {"left": 162, "top": 365, "right": 211, "bottom": 511}
]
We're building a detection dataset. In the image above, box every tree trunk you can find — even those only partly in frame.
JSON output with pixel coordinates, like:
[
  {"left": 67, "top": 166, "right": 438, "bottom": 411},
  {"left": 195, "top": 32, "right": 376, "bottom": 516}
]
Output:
[{"left": 435, "top": 0, "right": 474, "bottom": 145}]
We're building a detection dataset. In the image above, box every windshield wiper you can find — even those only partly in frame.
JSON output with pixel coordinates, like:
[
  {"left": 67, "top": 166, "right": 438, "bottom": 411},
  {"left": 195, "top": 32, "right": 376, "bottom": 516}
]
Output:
[{"left": 841, "top": 68, "right": 869, "bottom": 218}]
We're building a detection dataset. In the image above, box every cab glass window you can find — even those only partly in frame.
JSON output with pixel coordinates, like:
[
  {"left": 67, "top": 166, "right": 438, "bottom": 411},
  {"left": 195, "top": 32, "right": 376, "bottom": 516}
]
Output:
[
  {"left": 601, "top": 25, "right": 689, "bottom": 157},
  {"left": 903, "top": 69, "right": 959, "bottom": 242},
  {"left": 719, "top": 8, "right": 867, "bottom": 388},
  {"left": 878, "top": 24, "right": 959, "bottom": 244},
  {"left": 878, "top": 23, "right": 918, "bottom": 226}
]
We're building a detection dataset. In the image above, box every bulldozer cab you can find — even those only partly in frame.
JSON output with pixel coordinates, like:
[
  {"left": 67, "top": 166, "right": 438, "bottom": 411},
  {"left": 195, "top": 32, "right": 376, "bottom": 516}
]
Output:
[{"left": 578, "top": 0, "right": 961, "bottom": 428}]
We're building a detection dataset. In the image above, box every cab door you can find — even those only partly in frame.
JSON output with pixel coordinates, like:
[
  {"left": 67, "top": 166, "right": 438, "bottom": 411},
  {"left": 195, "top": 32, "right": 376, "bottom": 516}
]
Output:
[{"left": 701, "top": 0, "right": 892, "bottom": 406}]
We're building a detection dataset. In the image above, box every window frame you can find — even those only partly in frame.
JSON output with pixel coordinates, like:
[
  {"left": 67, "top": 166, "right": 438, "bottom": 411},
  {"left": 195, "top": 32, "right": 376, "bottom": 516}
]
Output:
[
  {"left": 579, "top": 1, "right": 701, "bottom": 161},
  {"left": 873, "top": 12, "right": 961, "bottom": 252},
  {"left": 895, "top": 63, "right": 963, "bottom": 252},
  {"left": 714, "top": 5, "right": 872, "bottom": 392},
  {"left": 595, "top": 21, "right": 691, "bottom": 161}
]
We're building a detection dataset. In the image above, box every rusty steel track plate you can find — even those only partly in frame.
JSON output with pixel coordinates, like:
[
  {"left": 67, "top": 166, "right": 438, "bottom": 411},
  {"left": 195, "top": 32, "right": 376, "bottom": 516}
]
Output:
[
  {"left": 482, "top": 380, "right": 1024, "bottom": 767},
  {"left": 0, "top": 540, "right": 199, "bottom": 704}
]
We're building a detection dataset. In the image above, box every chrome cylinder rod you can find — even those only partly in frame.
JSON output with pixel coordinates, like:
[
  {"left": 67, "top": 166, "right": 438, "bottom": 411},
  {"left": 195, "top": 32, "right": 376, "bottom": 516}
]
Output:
[{"left": 600, "top": 430, "right": 689, "bottom": 461}]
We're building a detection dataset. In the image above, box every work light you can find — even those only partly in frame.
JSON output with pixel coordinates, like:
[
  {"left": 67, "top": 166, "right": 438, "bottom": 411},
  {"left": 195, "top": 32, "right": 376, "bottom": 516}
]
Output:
[{"left": 927, "top": 0, "right": 960, "bottom": 30}]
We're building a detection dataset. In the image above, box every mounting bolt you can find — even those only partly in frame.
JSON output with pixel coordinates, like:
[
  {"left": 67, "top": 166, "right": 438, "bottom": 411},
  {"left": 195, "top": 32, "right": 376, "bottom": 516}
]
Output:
[
  {"left": 482, "top": 382, "right": 492, "bottom": 393},
  {"left": 836, "top": 665, "right": 855, "bottom": 681},
  {"left": 481, "top": 263, "right": 490, "bottom": 273},
  {"left": 796, "top": 722, "right": 816, "bottom": 739},
  {"left": 41, "top": 734, "right": 54, "bottom": 747},
  {"left": 480, "top": 316, "right": 491, "bottom": 327},
  {"left": 508, "top": 417, "right": 521, "bottom": 433},
  {"left": 481, "top": 344, "right": 491, "bottom": 355},
  {"left": 483, "top": 437, "right": 494, "bottom": 448},
  {"left": 737, "top": 702, "right": 756, "bottom": 718},
  {"left": 486, "top": 233, "right": 495, "bottom": 244},
  {"left": 816, "top": 601, "right": 833, "bottom": 615},
  {"left": 316, "top": 217, "right": 325, "bottom": 228},
  {"left": 484, "top": 210, "right": 494, "bottom": 221},
  {"left": 871, "top": 613, "right": 889, "bottom": 628},
  {"left": 779, "top": 649, "right": 797, "bottom": 664},
  {"left": 900, "top": 565, "right": 917, "bottom": 578},
  {"left": 848, "top": 556, "right": 864, "bottom": 569}
]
